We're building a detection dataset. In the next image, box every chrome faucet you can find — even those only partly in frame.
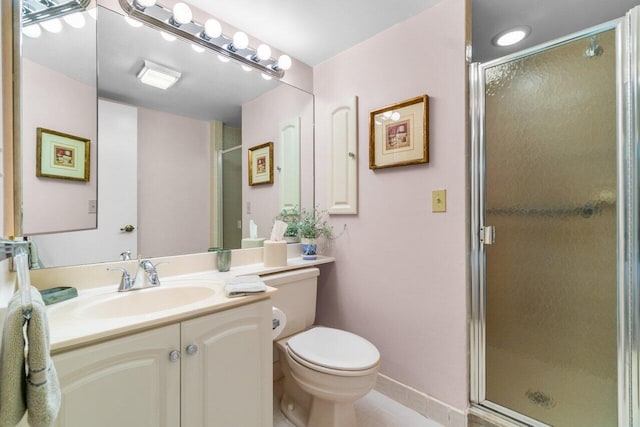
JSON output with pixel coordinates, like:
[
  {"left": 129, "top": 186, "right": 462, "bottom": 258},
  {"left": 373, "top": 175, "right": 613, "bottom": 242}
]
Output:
[{"left": 108, "top": 258, "right": 164, "bottom": 292}]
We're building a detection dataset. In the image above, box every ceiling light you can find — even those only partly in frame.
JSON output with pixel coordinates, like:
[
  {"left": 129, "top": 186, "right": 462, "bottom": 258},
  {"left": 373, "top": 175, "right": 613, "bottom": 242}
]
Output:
[
  {"left": 137, "top": 60, "right": 181, "bottom": 90},
  {"left": 125, "top": 16, "right": 143, "bottom": 28},
  {"left": 161, "top": 31, "right": 176, "bottom": 42},
  {"left": 22, "top": 23, "right": 42, "bottom": 38},
  {"left": 63, "top": 12, "right": 86, "bottom": 29},
  {"left": 191, "top": 44, "right": 205, "bottom": 53},
  {"left": 170, "top": 2, "right": 192, "bottom": 26},
  {"left": 40, "top": 18, "right": 63, "bottom": 33},
  {"left": 273, "top": 54, "right": 292, "bottom": 71},
  {"left": 203, "top": 19, "right": 222, "bottom": 39},
  {"left": 492, "top": 26, "right": 531, "bottom": 47}
]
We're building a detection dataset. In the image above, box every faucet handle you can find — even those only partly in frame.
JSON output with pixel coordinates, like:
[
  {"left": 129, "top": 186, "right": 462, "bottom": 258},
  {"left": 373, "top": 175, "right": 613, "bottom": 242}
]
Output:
[{"left": 107, "top": 267, "right": 133, "bottom": 292}]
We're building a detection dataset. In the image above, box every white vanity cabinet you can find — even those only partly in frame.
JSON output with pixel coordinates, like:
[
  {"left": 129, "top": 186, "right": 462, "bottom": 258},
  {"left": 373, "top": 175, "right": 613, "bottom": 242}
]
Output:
[{"left": 44, "top": 299, "right": 272, "bottom": 427}]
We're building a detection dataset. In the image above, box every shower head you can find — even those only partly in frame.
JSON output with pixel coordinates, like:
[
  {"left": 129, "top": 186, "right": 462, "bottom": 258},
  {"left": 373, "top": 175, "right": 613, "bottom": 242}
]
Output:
[{"left": 585, "top": 36, "right": 603, "bottom": 58}]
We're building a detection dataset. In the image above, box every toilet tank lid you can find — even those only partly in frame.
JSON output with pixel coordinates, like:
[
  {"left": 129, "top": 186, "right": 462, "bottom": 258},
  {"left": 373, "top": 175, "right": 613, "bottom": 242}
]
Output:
[{"left": 287, "top": 327, "right": 380, "bottom": 371}]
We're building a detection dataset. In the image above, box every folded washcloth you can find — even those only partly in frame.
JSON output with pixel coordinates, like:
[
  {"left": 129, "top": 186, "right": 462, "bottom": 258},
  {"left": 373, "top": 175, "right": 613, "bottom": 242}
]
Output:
[
  {"left": 0, "top": 286, "right": 61, "bottom": 427},
  {"left": 224, "top": 276, "right": 267, "bottom": 298}
]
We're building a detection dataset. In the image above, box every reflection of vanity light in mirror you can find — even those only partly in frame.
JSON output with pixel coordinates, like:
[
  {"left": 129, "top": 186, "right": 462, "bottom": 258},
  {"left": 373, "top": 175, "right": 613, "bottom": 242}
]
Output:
[
  {"left": 137, "top": 60, "right": 182, "bottom": 90},
  {"left": 22, "top": 0, "right": 91, "bottom": 26},
  {"left": 118, "top": 0, "right": 293, "bottom": 77}
]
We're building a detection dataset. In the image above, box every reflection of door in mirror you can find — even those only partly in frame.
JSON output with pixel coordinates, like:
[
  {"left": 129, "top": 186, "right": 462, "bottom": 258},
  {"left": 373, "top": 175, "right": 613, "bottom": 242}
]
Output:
[
  {"left": 21, "top": 8, "right": 97, "bottom": 235},
  {"left": 221, "top": 126, "right": 242, "bottom": 249}
]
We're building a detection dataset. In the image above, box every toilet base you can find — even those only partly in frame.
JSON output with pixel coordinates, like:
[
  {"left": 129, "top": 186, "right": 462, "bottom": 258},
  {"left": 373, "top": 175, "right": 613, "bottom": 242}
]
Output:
[{"left": 280, "top": 391, "right": 357, "bottom": 427}]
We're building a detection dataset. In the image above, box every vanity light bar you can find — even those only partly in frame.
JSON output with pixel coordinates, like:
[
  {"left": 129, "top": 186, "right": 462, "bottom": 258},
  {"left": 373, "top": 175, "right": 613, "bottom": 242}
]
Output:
[
  {"left": 118, "top": 0, "right": 289, "bottom": 79},
  {"left": 22, "top": 0, "right": 91, "bottom": 25}
]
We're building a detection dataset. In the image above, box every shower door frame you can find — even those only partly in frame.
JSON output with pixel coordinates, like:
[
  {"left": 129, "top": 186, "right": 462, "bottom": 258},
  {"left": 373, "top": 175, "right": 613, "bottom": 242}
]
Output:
[{"left": 469, "top": 11, "right": 640, "bottom": 427}]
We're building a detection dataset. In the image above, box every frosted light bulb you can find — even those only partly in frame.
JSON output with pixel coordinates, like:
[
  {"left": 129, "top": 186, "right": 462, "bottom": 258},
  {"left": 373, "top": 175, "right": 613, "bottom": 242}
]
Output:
[
  {"left": 256, "top": 44, "right": 271, "bottom": 61},
  {"left": 136, "top": 0, "right": 156, "bottom": 7},
  {"left": 22, "top": 24, "right": 42, "bottom": 38},
  {"left": 204, "top": 19, "right": 222, "bottom": 39},
  {"left": 261, "top": 73, "right": 273, "bottom": 81},
  {"left": 40, "top": 18, "right": 63, "bottom": 33},
  {"left": 124, "top": 16, "right": 143, "bottom": 28},
  {"left": 232, "top": 31, "right": 249, "bottom": 50},
  {"left": 277, "top": 54, "right": 292, "bottom": 70},
  {"left": 161, "top": 31, "right": 176, "bottom": 42},
  {"left": 218, "top": 54, "right": 230, "bottom": 63},
  {"left": 191, "top": 44, "right": 204, "bottom": 53},
  {"left": 172, "top": 2, "right": 192, "bottom": 25},
  {"left": 63, "top": 12, "right": 86, "bottom": 29}
]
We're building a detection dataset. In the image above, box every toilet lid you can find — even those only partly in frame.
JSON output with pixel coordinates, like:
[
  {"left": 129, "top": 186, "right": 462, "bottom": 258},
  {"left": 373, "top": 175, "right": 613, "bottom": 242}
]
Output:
[{"left": 287, "top": 327, "right": 380, "bottom": 371}]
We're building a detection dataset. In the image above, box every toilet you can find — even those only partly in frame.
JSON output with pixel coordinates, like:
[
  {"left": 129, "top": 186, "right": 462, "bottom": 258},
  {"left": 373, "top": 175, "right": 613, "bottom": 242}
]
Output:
[{"left": 264, "top": 268, "right": 380, "bottom": 427}]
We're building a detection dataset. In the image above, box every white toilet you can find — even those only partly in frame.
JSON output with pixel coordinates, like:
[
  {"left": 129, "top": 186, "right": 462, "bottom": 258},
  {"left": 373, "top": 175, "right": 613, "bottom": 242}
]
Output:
[{"left": 264, "top": 268, "right": 380, "bottom": 427}]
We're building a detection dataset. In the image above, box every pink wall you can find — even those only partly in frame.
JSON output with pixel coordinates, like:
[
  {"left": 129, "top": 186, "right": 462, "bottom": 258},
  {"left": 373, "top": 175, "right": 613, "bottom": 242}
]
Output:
[
  {"left": 242, "top": 84, "right": 314, "bottom": 239},
  {"left": 137, "top": 108, "right": 211, "bottom": 257},
  {"left": 313, "top": 0, "right": 468, "bottom": 410},
  {"left": 21, "top": 59, "right": 98, "bottom": 234}
]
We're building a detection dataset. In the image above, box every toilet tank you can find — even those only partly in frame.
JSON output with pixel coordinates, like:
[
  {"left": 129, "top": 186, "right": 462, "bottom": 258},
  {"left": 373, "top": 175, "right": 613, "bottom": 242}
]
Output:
[{"left": 262, "top": 267, "right": 319, "bottom": 339}]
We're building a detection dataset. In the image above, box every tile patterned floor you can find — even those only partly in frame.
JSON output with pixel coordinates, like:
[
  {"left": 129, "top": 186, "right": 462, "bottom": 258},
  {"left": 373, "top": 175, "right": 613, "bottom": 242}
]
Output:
[{"left": 274, "top": 389, "right": 444, "bottom": 427}]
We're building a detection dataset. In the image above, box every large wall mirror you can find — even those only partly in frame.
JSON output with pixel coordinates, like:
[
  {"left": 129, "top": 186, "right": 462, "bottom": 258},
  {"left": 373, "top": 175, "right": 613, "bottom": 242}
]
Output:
[{"left": 15, "top": 0, "right": 314, "bottom": 268}]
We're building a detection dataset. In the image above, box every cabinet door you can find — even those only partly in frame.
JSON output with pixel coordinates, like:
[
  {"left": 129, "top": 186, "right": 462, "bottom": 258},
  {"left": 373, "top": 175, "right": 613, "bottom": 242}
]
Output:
[
  {"left": 51, "top": 324, "right": 180, "bottom": 427},
  {"left": 181, "top": 300, "right": 272, "bottom": 427}
]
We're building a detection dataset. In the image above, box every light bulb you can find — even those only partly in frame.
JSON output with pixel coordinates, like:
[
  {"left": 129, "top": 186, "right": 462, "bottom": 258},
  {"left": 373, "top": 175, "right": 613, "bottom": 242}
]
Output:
[
  {"left": 191, "top": 44, "right": 204, "bottom": 53},
  {"left": 232, "top": 31, "right": 249, "bottom": 50},
  {"left": 63, "top": 12, "right": 86, "bottom": 29},
  {"left": 256, "top": 44, "right": 271, "bottom": 61},
  {"left": 276, "top": 54, "right": 292, "bottom": 70},
  {"left": 218, "top": 54, "right": 230, "bottom": 63},
  {"left": 22, "top": 24, "right": 42, "bottom": 38},
  {"left": 40, "top": 18, "right": 63, "bottom": 33},
  {"left": 391, "top": 112, "right": 400, "bottom": 121},
  {"left": 261, "top": 73, "right": 272, "bottom": 81},
  {"left": 124, "top": 16, "right": 143, "bottom": 28},
  {"left": 136, "top": 0, "right": 156, "bottom": 7},
  {"left": 87, "top": 7, "right": 97, "bottom": 19},
  {"left": 204, "top": 19, "right": 221, "bottom": 39},
  {"left": 172, "top": 2, "right": 192, "bottom": 25},
  {"left": 161, "top": 31, "right": 176, "bottom": 42}
]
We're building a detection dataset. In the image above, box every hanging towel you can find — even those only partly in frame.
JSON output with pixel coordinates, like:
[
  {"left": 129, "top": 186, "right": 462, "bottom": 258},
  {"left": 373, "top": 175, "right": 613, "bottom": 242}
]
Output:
[
  {"left": 0, "top": 286, "right": 60, "bottom": 427},
  {"left": 224, "top": 276, "right": 267, "bottom": 297}
]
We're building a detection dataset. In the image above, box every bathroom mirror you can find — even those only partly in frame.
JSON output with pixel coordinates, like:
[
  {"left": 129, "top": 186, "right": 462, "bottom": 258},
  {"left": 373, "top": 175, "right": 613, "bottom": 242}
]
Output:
[{"left": 16, "top": 2, "right": 314, "bottom": 268}]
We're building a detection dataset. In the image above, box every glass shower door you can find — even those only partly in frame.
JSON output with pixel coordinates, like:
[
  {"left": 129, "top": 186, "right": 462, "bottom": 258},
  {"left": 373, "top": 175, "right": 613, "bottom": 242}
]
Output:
[{"left": 479, "top": 28, "right": 617, "bottom": 426}]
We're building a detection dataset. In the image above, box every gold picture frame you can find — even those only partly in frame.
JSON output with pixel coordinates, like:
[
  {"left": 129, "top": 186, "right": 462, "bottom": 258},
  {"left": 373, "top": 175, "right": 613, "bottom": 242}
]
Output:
[
  {"left": 36, "top": 127, "right": 90, "bottom": 182},
  {"left": 369, "top": 95, "right": 429, "bottom": 170},
  {"left": 248, "top": 142, "right": 274, "bottom": 186}
]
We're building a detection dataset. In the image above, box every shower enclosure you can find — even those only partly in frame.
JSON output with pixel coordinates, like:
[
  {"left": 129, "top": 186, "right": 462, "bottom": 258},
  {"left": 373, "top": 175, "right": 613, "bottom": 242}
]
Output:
[{"left": 470, "top": 8, "right": 640, "bottom": 427}]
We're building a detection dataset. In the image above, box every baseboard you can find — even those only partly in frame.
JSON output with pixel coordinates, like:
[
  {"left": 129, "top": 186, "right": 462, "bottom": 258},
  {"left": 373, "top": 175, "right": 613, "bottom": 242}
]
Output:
[{"left": 374, "top": 373, "right": 467, "bottom": 427}]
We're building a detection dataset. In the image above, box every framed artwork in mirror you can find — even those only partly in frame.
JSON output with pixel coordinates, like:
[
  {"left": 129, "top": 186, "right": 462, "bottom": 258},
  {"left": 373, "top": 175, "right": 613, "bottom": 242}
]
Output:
[
  {"left": 36, "top": 127, "right": 90, "bottom": 182},
  {"left": 369, "top": 95, "right": 429, "bottom": 169},
  {"left": 248, "top": 142, "right": 274, "bottom": 186}
]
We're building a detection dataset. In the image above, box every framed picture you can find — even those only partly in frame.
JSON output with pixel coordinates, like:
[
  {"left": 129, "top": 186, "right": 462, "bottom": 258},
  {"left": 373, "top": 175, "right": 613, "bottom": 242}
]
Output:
[
  {"left": 248, "top": 142, "right": 274, "bottom": 186},
  {"left": 369, "top": 95, "right": 429, "bottom": 170},
  {"left": 36, "top": 127, "right": 90, "bottom": 182}
]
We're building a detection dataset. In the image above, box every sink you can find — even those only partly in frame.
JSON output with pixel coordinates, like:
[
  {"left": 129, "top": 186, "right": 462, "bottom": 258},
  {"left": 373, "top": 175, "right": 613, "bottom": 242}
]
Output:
[{"left": 50, "top": 280, "right": 223, "bottom": 320}]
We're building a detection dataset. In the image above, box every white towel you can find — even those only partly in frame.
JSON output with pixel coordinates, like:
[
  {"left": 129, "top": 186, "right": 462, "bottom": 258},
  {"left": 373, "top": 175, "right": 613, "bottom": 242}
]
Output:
[
  {"left": 224, "top": 276, "right": 267, "bottom": 297},
  {"left": 0, "top": 286, "right": 61, "bottom": 427}
]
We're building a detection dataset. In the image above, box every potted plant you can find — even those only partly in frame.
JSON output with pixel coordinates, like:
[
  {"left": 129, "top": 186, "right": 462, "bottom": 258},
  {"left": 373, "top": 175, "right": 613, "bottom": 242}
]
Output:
[
  {"left": 297, "top": 207, "right": 334, "bottom": 260},
  {"left": 276, "top": 207, "right": 301, "bottom": 244}
]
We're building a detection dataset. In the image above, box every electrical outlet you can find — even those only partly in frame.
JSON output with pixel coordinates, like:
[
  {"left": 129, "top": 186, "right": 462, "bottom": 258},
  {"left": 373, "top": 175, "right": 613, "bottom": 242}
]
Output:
[
  {"left": 432, "top": 189, "right": 446, "bottom": 213},
  {"left": 88, "top": 199, "right": 97, "bottom": 214}
]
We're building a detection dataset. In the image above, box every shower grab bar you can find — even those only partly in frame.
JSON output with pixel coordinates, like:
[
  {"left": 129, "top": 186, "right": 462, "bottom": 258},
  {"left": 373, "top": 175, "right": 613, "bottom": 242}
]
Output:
[{"left": 487, "top": 200, "right": 614, "bottom": 218}]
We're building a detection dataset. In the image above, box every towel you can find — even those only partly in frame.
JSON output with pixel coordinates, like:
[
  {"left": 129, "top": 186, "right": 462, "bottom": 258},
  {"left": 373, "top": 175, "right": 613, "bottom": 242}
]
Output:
[
  {"left": 0, "top": 286, "right": 61, "bottom": 427},
  {"left": 224, "top": 276, "right": 267, "bottom": 297}
]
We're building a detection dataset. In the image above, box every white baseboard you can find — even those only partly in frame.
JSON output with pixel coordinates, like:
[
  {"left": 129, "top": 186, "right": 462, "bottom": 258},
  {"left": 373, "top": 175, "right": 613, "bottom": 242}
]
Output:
[{"left": 374, "top": 373, "right": 467, "bottom": 427}]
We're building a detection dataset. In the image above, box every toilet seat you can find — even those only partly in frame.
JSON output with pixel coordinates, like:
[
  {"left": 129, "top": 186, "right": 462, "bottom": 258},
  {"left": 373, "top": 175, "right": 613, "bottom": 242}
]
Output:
[{"left": 286, "top": 327, "right": 380, "bottom": 373}]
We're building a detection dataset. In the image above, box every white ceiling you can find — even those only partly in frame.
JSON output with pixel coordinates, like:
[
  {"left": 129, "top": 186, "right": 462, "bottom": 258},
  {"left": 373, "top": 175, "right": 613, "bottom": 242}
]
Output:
[{"left": 185, "top": 0, "right": 443, "bottom": 66}]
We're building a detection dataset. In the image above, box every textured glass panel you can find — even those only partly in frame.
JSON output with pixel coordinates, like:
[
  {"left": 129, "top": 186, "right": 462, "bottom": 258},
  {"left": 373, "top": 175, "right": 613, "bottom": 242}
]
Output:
[
  {"left": 484, "top": 30, "right": 617, "bottom": 427},
  {"left": 222, "top": 148, "right": 242, "bottom": 249}
]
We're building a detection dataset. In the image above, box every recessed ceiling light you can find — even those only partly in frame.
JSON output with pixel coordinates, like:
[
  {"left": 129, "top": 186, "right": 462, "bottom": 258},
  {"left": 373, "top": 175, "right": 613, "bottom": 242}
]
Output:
[
  {"left": 492, "top": 26, "right": 531, "bottom": 47},
  {"left": 137, "top": 60, "right": 181, "bottom": 90}
]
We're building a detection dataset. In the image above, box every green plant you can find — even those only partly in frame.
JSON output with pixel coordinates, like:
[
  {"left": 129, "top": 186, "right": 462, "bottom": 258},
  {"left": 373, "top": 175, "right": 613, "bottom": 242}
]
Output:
[
  {"left": 276, "top": 207, "right": 300, "bottom": 237},
  {"left": 297, "top": 207, "right": 334, "bottom": 240}
]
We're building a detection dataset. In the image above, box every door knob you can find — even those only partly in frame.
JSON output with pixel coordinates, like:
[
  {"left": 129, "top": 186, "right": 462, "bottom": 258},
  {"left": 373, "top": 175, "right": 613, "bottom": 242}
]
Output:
[
  {"left": 169, "top": 350, "right": 181, "bottom": 362},
  {"left": 185, "top": 344, "right": 198, "bottom": 356},
  {"left": 120, "top": 225, "right": 136, "bottom": 232}
]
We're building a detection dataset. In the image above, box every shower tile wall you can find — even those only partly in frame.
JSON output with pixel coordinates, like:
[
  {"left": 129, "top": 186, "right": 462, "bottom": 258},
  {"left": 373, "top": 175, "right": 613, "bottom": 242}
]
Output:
[{"left": 484, "top": 30, "right": 617, "bottom": 426}]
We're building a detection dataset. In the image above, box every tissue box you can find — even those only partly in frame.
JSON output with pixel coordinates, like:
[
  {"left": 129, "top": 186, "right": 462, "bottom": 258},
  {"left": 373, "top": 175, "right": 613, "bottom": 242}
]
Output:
[
  {"left": 263, "top": 240, "right": 287, "bottom": 267},
  {"left": 241, "top": 238, "right": 266, "bottom": 249}
]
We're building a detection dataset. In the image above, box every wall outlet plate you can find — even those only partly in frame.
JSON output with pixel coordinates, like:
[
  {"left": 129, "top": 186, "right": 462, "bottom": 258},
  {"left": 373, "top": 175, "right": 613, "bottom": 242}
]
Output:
[{"left": 432, "top": 189, "right": 446, "bottom": 213}]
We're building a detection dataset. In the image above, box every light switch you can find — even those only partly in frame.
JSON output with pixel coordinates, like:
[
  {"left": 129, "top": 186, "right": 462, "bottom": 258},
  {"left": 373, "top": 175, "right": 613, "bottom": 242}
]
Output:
[{"left": 432, "top": 189, "right": 446, "bottom": 213}]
